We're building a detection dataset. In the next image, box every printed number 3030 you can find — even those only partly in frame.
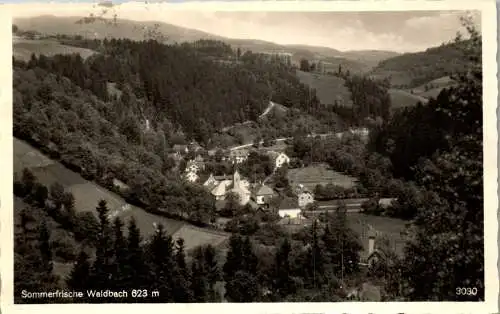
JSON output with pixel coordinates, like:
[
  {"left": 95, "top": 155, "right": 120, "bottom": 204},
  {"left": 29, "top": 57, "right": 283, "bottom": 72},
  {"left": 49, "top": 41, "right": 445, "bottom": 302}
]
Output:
[{"left": 456, "top": 287, "right": 478, "bottom": 296}]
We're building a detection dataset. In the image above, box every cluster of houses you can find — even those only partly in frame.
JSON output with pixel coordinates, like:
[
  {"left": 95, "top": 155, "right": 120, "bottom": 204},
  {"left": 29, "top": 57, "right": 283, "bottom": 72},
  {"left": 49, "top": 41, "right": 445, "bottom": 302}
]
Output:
[
  {"left": 180, "top": 143, "right": 291, "bottom": 184},
  {"left": 174, "top": 141, "right": 394, "bottom": 229},
  {"left": 200, "top": 167, "right": 316, "bottom": 219}
]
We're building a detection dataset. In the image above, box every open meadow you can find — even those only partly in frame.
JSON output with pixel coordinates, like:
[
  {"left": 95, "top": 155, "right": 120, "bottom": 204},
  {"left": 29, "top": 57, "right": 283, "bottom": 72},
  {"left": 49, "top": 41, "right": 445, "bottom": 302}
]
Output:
[
  {"left": 347, "top": 213, "right": 408, "bottom": 259},
  {"left": 388, "top": 88, "right": 429, "bottom": 109},
  {"left": 14, "top": 139, "right": 54, "bottom": 172},
  {"left": 287, "top": 163, "right": 358, "bottom": 191},
  {"left": 296, "top": 70, "right": 352, "bottom": 106},
  {"left": 13, "top": 38, "right": 97, "bottom": 61}
]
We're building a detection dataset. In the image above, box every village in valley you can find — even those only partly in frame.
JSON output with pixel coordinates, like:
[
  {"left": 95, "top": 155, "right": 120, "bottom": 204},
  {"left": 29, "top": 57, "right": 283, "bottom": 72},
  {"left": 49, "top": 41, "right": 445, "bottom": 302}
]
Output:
[
  {"left": 170, "top": 125, "right": 399, "bottom": 264},
  {"left": 11, "top": 8, "right": 484, "bottom": 304}
]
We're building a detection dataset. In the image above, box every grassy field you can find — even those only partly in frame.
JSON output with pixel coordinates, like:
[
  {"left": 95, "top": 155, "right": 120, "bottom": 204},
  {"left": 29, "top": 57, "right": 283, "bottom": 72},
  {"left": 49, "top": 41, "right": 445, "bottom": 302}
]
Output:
[
  {"left": 347, "top": 213, "right": 408, "bottom": 258},
  {"left": 13, "top": 138, "right": 228, "bottom": 249},
  {"left": 13, "top": 38, "right": 97, "bottom": 62},
  {"left": 369, "top": 70, "right": 413, "bottom": 88},
  {"left": 296, "top": 71, "right": 352, "bottom": 107},
  {"left": 388, "top": 88, "right": 429, "bottom": 109},
  {"left": 410, "top": 76, "right": 456, "bottom": 99},
  {"left": 287, "top": 163, "right": 358, "bottom": 191},
  {"left": 173, "top": 225, "right": 230, "bottom": 252},
  {"left": 14, "top": 139, "right": 54, "bottom": 173}
]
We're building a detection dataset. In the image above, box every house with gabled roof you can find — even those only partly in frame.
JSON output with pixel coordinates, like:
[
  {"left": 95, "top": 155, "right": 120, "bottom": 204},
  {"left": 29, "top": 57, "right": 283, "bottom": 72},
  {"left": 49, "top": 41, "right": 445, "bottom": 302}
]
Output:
[
  {"left": 294, "top": 184, "right": 315, "bottom": 208},
  {"left": 203, "top": 173, "right": 218, "bottom": 188},
  {"left": 173, "top": 144, "right": 189, "bottom": 154},
  {"left": 252, "top": 183, "right": 275, "bottom": 205},
  {"left": 278, "top": 198, "right": 301, "bottom": 218},
  {"left": 229, "top": 149, "right": 249, "bottom": 164},
  {"left": 267, "top": 151, "right": 290, "bottom": 169},
  {"left": 185, "top": 171, "right": 199, "bottom": 183}
]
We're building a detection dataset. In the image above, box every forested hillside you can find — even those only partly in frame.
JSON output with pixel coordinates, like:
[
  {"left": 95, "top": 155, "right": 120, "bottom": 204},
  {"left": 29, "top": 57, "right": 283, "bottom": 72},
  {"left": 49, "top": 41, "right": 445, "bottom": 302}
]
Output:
[
  {"left": 16, "top": 38, "right": 323, "bottom": 145},
  {"left": 371, "top": 40, "right": 471, "bottom": 88},
  {"left": 12, "top": 38, "right": 333, "bottom": 226},
  {"left": 367, "top": 23, "right": 484, "bottom": 299},
  {"left": 12, "top": 14, "right": 485, "bottom": 303}
]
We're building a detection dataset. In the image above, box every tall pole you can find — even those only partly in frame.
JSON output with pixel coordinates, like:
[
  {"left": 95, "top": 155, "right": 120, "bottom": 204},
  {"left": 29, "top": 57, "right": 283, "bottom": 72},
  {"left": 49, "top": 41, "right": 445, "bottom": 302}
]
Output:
[{"left": 341, "top": 236, "right": 344, "bottom": 287}]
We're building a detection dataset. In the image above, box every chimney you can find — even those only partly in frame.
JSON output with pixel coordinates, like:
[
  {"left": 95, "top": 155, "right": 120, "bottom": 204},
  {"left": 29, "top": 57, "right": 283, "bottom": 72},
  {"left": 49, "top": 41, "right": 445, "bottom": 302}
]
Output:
[{"left": 368, "top": 232, "right": 376, "bottom": 255}]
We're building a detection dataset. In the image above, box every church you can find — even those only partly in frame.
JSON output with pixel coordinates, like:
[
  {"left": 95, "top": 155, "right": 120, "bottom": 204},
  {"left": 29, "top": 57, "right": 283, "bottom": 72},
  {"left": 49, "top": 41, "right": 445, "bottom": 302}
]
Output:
[{"left": 203, "top": 171, "right": 251, "bottom": 206}]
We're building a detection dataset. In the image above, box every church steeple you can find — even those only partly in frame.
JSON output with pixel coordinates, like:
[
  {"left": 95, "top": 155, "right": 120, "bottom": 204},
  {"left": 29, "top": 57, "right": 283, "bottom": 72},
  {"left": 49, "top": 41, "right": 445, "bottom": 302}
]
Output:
[{"left": 233, "top": 170, "right": 241, "bottom": 187}]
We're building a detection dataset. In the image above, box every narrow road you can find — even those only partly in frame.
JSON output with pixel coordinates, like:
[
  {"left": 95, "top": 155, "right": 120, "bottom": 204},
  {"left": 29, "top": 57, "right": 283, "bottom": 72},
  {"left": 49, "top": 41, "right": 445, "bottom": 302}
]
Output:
[
  {"left": 229, "top": 132, "right": 343, "bottom": 151},
  {"left": 303, "top": 203, "right": 365, "bottom": 215}
]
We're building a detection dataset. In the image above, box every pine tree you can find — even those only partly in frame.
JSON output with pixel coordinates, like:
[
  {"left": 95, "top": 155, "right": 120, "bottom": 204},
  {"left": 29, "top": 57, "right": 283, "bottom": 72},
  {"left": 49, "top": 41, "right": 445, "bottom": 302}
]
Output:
[
  {"left": 38, "top": 220, "right": 53, "bottom": 274},
  {"left": 146, "top": 223, "right": 175, "bottom": 302},
  {"left": 273, "top": 238, "right": 295, "bottom": 298},
  {"left": 66, "top": 251, "right": 91, "bottom": 300},
  {"left": 124, "top": 218, "right": 148, "bottom": 290},
  {"left": 33, "top": 184, "right": 48, "bottom": 208},
  {"left": 223, "top": 235, "right": 244, "bottom": 282},
  {"left": 49, "top": 182, "right": 65, "bottom": 211},
  {"left": 241, "top": 237, "right": 258, "bottom": 274},
  {"left": 21, "top": 168, "right": 36, "bottom": 197},
  {"left": 90, "top": 200, "right": 114, "bottom": 294},
  {"left": 190, "top": 246, "right": 209, "bottom": 302},
  {"left": 110, "top": 217, "right": 128, "bottom": 298},
  {"left": 173, "top": 238, "right": 192, "bottom": 302},
  {"left": 203, "top": 245, "right": 221, "bottom": 301},
  {"left": 62, "top": 192, "right": 76, "bottom": 222},
  {"left": 307, "top": 219, "right": 325, "bottom": 289}
]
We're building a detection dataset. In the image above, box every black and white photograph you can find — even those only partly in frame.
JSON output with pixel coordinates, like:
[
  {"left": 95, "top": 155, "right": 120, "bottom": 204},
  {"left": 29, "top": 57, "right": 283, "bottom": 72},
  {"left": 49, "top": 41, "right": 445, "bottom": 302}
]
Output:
[{"left": 1, "top": 0, "right": 498, "bottom": 313}]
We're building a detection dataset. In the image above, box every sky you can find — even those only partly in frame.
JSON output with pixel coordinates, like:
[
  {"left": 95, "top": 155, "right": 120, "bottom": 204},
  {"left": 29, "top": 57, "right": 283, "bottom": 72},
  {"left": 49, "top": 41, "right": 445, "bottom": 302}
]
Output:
[{"left": 7, "top": 2, "right": 481, "bottom": 52}]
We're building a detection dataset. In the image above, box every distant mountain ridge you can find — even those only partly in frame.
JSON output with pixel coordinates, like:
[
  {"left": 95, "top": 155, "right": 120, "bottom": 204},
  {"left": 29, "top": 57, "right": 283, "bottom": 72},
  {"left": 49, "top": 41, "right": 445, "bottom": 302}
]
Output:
[
  {"left": 370, "top": 40, "right": 470, "bottom": 88},
  {"left": 14, "top": 15, "right": 399, "bottom": 72}
]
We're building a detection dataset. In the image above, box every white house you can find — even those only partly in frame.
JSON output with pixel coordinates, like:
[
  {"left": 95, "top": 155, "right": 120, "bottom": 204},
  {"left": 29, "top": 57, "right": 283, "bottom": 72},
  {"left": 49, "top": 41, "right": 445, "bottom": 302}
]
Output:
[
  {"left": 273, "top": 152, "right": 290, "bottom": 169},
  {"left": 279, "top": 209, "right": 302, "bottom": 218},
  {"left": 295, "top": 185, "right": 315, "bottom": 208},
  {"left": 278, "top": 198, "right": 301, "bottom": 218},
  {"left": 203, "top": 174, "right": 218, "bottom": 188},
  {"left": 229, "top": 149, "right": 249, "bottom": 164},
  {"left": 185, "top": 163, "right": 200, "bottom": 174},
  {"left": 185, "top": 171, "right": 199, "bottom": 183}
]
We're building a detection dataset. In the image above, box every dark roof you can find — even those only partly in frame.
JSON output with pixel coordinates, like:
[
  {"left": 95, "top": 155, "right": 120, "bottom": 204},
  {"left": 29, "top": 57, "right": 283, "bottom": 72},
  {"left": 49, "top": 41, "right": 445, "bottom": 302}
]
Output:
[
  {"left": 367, "top": 229, "right": 377, "bottom": 238},
  {"left": 254, "top": 184, "right": 274, "bottom": 196},
  {"left": 214, "top": 175, "right": 231, "bottom": 181},
  {"left": 173, "top": 144, "right": 188, "bottom": 151},
  {"left": 279, "top": 198, "right": 299, "bottom": 210},
  {"left": 367, "top": 249, "right": 387, "bottom": 262},
  {"left": 230, "top": 149, "right": 249, "bottom": 157},
  {"left": 294, "top": 184, "right": 312, "bottom": 195}
]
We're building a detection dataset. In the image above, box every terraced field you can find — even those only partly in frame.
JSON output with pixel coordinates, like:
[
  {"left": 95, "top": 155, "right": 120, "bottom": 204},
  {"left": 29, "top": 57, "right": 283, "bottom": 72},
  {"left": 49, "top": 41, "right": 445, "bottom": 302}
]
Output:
[
  {"left": 13, "top": 38, "right": 97, "bottom": 61},
  {"left": 410, "top": 76, "right": 456, "bottom": 99},
  {"left": 296, "top": 71, "right": 352, "bottom": 106},
  {"left": 13, "top": 138, "right": 230, "bottom": 249},
  {"left": 388, "top": 88, "right": 429, "bottom": 109}
]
